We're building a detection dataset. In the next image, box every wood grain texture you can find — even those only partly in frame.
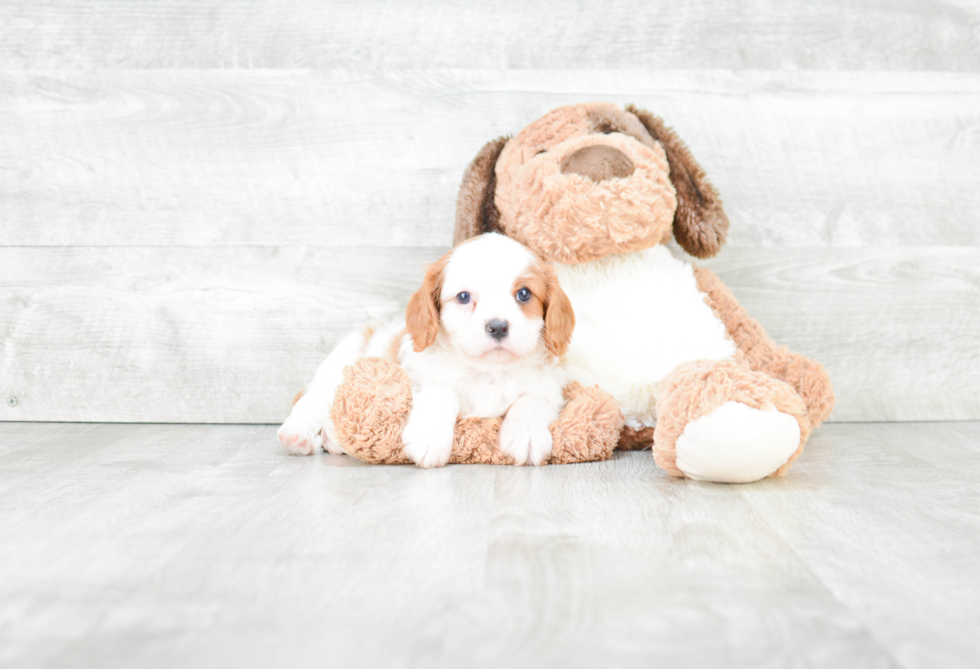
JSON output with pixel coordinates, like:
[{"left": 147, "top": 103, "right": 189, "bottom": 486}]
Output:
[
  {"left": 1, "top": 70, "right": 978, "bottom": 248},
  {"left": 1, "top": 1, "right": 978, "bottom": 70},
  {"left": 698, "top": 245, "right": 980, "bottom": 422},
  {"left": 2, "top": 245, "right": 977, "bottom": 423},
  {"left": 1, "top": 421, "right": 978, "bottom": 667},
  {"left": 0, "top": 246, "right": 436, "bottom": 423}
]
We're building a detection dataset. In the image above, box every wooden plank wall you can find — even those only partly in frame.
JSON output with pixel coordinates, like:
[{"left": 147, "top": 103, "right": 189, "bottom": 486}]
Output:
[{"left": 1, "top": 2, "right": 978, "bottom": 424}]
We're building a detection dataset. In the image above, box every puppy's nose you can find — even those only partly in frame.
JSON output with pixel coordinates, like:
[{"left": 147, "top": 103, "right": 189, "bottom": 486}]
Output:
[
  {"left": 560, "top": 145, "right": 634, "bottom": 181},
  {"left": 486, "top": 319, "right": 509, "bottom": 341}
]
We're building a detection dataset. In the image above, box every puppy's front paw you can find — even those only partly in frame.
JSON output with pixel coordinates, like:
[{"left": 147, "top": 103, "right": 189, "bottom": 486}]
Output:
[
  {"left": 401, "top": 389, "right": 458, "bottom": 469},
  {"left": 499, "top": 413, "right": 553, "bottom": 466},
  {"left": 401, "top": 412, "right": 455, "bottom": 468},
  {"left": 277, "top": 416, "right": 323, "bottom": 456},
  {"left": 321, "top": 431, "right": 345, "bottom": 455}
]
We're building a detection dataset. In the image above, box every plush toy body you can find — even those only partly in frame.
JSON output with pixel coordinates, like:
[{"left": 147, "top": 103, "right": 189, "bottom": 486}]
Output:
[
  {"left": 452, "top": 102, "right": 834, "bottom": 482},
  {"left": 554, "top": 247, "right": 812, "bottom": 482},
  {"left": 554, "top": 246, "right": 737, "bottom": 431},
  {"left": 325, "top": 101, "right": 832, "bottom": 481}
]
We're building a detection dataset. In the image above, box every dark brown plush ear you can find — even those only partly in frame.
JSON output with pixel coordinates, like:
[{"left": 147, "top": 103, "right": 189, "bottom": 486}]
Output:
[
  {"left": 626, "top": 104, "right": 728, "bottom": 259},
  {"left": 453, "top": 136, "right": 509, "bottom": 246}
]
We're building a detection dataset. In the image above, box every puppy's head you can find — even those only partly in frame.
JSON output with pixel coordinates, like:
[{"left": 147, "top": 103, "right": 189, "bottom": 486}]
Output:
[{"left": 406, "top": 233, "right": 574, "bottom": 360}]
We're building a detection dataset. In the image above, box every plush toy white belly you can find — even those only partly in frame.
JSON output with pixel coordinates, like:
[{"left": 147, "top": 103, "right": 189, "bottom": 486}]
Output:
[{"left": 554, "top": 246, "right": 736, "bottom": 430}]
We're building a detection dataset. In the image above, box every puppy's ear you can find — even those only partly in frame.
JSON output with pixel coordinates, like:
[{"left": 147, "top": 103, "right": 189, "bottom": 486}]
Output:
[
  {"left": 406, "top": 256, "right": 448, "bottom": 352},
  {"left": 626, "top": 104, "right": 729, "bottom": 259},
  {"left": 454, "top": 136, "right": 509, "bottom": 246},
  {"left": 542, "top": 264, "right": 575, "bottom": 357}
]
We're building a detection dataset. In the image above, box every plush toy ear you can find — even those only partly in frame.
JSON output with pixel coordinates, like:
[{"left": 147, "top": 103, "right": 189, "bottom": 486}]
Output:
[
  {"left": 542, "top": 264, "right": 575, "bottom": 357},
  {"left": 454, "top": 136, "right": 509, "bottom": 245},
  {"left": 405, "top": 256, "right": 448, "bottom": 352},
  {"left": 626, "top": 104, "right": 729, "bottom": 259}
]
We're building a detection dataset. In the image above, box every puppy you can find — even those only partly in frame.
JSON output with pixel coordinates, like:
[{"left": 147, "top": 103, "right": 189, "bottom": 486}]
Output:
[{"left": 277, "top": 233, "right": 575, "bottom": 467}]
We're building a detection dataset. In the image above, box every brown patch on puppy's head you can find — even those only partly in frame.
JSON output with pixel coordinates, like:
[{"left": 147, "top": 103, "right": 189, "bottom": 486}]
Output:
[
  {"left": 292, "top": 388, "right": 306, "bottom": 406},
  {"left": 405, "top": 252, "right": 451, "bottom": 352},
  {"left": 542, "top": 264, "right": 575, "bottom": 357},
  {"left": 512, "top": 258, "right": 575, "bottom": 357},
  {"left": 512, "top": 268, "right": 546, "bottom": 321}
]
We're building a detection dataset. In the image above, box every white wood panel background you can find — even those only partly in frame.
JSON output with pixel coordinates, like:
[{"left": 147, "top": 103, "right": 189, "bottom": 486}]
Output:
[
  {"left": 2, "top": 70, "right": 979, "bottom": 248},
  {"left": 1, "top": 2, "right": 978, "bottom": 424},
  {"left": 2, "top": 1, "right": 979, "bottom": 70},
  {"left": 2, "top": 246, "right": 978, "bottom": 423}
]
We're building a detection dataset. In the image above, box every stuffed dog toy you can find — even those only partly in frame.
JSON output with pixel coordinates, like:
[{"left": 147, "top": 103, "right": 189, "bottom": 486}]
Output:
[{"left": 328, "top": 102, "right": 833, "bottom": 481}]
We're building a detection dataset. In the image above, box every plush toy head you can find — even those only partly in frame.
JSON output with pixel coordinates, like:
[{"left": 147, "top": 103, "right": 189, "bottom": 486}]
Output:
[{"left": 455, "top": 102, "right": 729, "bottom": 264}]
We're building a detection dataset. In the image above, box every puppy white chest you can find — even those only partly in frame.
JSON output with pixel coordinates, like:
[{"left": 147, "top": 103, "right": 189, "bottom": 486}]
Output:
[
  {"left": 555, "top": 246, "right": 736, "bottom": 429},
  {"left": 402, "top": 342, "right": 565, "bottom": 421},
  {"left": 454, "top": 375, "right": 515, "bottom": 418}
]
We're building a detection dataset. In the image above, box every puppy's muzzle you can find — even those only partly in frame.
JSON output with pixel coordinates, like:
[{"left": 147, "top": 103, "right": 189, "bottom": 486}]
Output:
[
  {"left": 486, "top": 319, "right": 509, "bottom": 341},
  {"left": 560, "top": 145, "right": 634, "bottom": 181}
]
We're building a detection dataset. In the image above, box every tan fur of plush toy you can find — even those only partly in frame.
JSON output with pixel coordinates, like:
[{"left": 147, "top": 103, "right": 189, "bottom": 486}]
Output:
[
  {"left": 331, "top": 101, "right": 834, "bottom": 477},
  {"left": 452, "top": 101, "right": 834, "bottom": 480},
  {"left": 331, "top": 357, "right": 623, "bottom": 465}
]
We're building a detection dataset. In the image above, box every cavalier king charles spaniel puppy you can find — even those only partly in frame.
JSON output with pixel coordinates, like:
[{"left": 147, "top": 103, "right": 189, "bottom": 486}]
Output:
[{"left": 278, "top": 233, "right": 575, "bottom": 467}]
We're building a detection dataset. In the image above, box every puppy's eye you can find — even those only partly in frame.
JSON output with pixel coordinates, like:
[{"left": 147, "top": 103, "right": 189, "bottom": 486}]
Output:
[
  {"left": 515, "top": 288, "right": 532, "bottom": 303},
  {"left": 536, "top": 149, "right": 547, "bottom": 156},
  {"left": 456, "top": 291, "right": 471, "bottom": 305}
]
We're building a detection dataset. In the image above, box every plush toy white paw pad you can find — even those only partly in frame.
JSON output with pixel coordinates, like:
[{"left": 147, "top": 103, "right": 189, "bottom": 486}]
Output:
[{"left": 674, "top": 401, "right": 801, "bottom": 483}]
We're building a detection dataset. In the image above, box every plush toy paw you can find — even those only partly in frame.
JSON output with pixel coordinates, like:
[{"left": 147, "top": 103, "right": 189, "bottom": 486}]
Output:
[
  {"left": 674, "top": 401, "right": 801, "bottom": 483},
  {"left": 277, "top": 415, "right": 323, "bottom": 456},
  {"left": 654, "top": 359, "right": 812, "bottom": 482}
]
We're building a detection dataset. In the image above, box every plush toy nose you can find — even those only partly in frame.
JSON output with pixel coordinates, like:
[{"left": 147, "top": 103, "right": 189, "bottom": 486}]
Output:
[
  {"left": 560, "top": 145, "right": 635, "bottom": 181},
  {"left": 486, "top": 319, "right": 509, "bottom": 341}
]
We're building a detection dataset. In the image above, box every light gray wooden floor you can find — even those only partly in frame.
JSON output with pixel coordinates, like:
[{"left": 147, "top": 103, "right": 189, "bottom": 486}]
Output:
[{"left": 2, "top": 422, "right": 978, "bottom": 668}]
